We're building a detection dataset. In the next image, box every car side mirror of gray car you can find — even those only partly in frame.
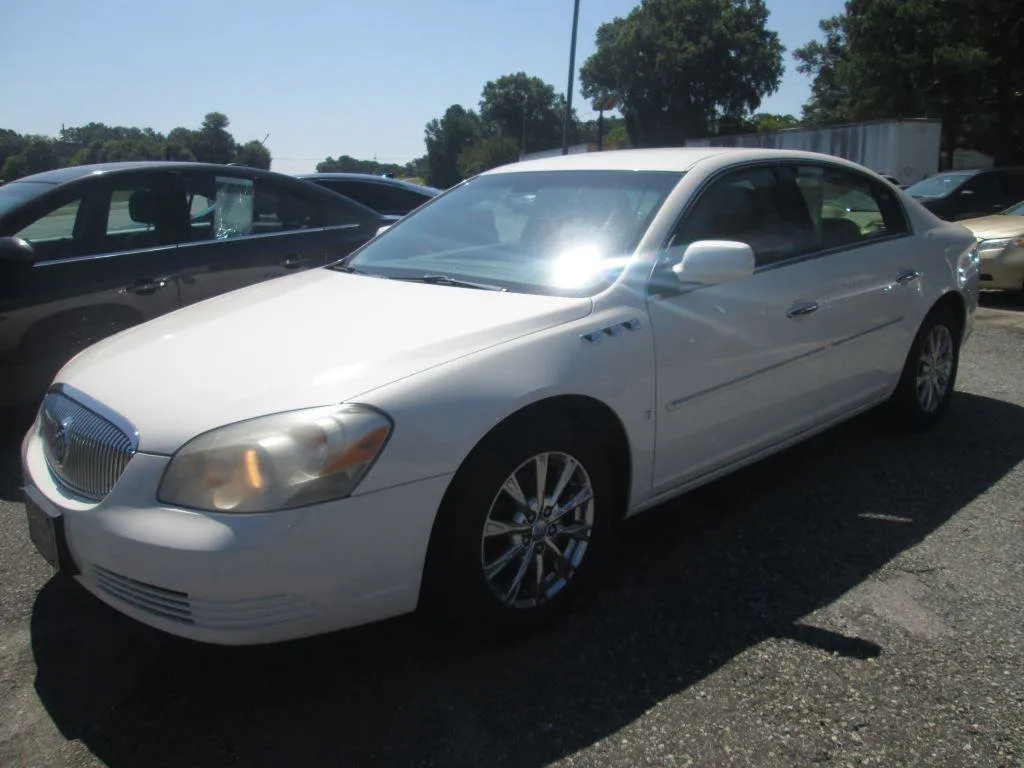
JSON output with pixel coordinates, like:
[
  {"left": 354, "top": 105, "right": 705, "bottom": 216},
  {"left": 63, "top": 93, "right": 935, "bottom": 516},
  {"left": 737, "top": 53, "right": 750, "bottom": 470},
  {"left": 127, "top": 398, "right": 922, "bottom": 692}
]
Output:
[
  {"left": 671, "top": 240, "right": 755, "bottom": 285},
  {"left": 0, "top": 236, "right": 35, "bottom": 266}
]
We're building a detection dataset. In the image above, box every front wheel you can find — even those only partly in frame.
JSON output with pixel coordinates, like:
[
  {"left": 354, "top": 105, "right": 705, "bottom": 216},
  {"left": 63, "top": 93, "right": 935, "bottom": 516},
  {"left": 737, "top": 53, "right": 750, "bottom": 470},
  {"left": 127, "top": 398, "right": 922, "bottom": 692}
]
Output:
[
  {"left": 421, "top": 417, "right": 614, "bottom": 633},
  {"left": 888, "top": 307, "right": 961, "bottom": 430}
]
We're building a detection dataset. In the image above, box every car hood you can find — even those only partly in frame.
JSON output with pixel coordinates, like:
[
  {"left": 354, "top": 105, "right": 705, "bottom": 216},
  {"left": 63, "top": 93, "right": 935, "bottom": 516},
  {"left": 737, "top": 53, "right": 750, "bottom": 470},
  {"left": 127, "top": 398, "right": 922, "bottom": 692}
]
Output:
[
  {"left": 957, "top": 214, "right": 1024, "bottom": 240},
  {"left": 57, "top": 269, "right": 592, "bottom": 454}
]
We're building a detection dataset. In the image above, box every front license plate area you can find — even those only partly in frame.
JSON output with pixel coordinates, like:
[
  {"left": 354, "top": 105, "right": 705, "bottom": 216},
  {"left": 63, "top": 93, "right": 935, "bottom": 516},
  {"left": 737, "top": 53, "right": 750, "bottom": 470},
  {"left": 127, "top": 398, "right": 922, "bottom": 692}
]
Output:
[{"left": 25, "top": 498, "right": 77, "bottom": 576}]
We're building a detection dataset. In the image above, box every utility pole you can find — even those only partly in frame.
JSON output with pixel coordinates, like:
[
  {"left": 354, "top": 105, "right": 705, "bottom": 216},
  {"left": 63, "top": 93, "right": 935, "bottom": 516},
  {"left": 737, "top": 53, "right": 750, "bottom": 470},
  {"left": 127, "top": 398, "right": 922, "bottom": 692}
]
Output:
[{"left": 561, "top": 0, "right": 581, "bottom": 155}]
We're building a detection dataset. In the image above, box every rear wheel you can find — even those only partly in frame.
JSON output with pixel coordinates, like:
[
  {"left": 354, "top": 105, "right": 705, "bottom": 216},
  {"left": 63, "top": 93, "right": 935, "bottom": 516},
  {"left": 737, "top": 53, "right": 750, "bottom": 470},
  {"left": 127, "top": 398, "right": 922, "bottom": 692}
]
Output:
[
  {"left": 421, "top": 417, "right": 613, "bottom": 633},
  {"left": 888, "top": 307, "right": 961, "bottom": 430}
]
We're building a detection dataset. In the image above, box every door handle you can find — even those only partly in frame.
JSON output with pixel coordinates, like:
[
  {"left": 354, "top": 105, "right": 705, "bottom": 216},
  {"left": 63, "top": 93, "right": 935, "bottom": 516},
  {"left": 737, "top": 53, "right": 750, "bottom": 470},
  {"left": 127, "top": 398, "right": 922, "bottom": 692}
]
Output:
[
  {"left": 896, "top": 269, "right": 920, "bottom": 286},
  {"left": 786, "top": 300, "right": 819, "bottom": 318},
  {"left": 282, "top": 255, "right": 305, "bottom": 269},
  {"left": 122, "top": 277, "right": 170, "bottom": 295}
]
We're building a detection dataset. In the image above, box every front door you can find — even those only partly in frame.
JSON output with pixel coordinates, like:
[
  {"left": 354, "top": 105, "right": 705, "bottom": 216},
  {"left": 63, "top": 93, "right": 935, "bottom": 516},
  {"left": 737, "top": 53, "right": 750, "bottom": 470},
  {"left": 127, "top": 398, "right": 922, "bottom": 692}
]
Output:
[
  {"left": 648, "top": 163, "right": 829, "bottom": 492},
  {"left": 0, "top": 171, "right": 180, "bottom": 408}
]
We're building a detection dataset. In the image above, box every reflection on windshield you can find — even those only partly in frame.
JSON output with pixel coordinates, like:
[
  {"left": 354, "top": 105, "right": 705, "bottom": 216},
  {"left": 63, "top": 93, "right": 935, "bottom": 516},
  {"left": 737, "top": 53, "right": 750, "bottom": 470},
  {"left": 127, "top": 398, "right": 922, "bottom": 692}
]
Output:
[
  {"left": 340, "top": 170, "right": 683, "bottom": 297},
  {"left": 905, "top": 173, "right": 972, "bottom": 198}
]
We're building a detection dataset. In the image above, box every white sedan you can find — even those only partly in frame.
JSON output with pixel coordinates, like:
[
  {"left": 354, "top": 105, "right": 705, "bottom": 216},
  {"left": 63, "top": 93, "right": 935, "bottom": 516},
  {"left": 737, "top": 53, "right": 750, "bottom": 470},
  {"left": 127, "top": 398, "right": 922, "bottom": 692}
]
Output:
[{"left": 22, "top": 148, "right": 980, "bottom": 645}]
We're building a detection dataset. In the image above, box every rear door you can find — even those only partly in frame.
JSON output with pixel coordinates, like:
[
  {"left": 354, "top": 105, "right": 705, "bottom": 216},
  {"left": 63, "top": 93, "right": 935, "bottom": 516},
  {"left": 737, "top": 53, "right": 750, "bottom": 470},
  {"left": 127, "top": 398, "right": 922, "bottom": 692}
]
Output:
[
  {"left": 788, "top": 162, "right": 924, "bottom": 419},
  {"left": 174, "top": 171, "right": 368, "bottom": 306},
  {"left": 0, "top": 171, "right": 181, "bottom": 407}
]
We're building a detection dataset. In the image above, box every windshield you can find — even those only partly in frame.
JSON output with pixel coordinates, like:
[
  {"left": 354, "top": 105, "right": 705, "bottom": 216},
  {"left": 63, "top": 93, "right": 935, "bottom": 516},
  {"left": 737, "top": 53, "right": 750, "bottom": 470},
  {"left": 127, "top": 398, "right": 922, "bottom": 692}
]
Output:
[
  {"left": 0, "top": 181, "right": 54, "bottom": 219},
  {"left": 1002, "top": 200, "right": 1024, "bottom": 216},
  {"left": 339, "top": 170, "right": 683, "bottom": 297},
  {"left": 904, "top": 172, "right": 974, "bottom": 199}
]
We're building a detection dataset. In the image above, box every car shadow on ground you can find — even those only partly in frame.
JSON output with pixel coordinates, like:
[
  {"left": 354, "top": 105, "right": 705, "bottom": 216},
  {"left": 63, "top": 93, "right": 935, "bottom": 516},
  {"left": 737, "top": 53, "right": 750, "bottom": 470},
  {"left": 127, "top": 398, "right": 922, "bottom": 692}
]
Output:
[{"left": 27, "top": 392, "right": 1024, "bottom": 768}]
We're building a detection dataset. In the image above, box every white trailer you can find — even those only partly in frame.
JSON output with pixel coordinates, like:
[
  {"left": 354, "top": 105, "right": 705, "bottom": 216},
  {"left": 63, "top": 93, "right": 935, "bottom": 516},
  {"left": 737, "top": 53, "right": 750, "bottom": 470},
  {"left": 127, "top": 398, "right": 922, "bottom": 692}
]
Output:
[{"left": 685, "top": 118, "right": 942, "bottom": 186}]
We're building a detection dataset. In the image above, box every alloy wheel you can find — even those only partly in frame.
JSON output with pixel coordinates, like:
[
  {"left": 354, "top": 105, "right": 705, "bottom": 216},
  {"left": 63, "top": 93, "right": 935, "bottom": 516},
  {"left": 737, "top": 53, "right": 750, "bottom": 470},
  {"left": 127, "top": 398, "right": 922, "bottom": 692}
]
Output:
[
  {"left": 916, "top": 324, "right": 954, "bottom": 413},
  {"left": 480, "top": 452, "right": 595, "bottom": 609}
]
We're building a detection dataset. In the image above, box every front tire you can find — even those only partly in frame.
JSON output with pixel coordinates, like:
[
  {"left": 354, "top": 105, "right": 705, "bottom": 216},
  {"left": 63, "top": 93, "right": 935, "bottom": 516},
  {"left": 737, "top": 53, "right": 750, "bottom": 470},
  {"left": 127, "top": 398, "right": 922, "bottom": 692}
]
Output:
[
  {"left": 421, "top": 416, "right": 614, "bottom": 634},
  {"left": 889, "top": 307, "right": 961, "bottom": 430}
]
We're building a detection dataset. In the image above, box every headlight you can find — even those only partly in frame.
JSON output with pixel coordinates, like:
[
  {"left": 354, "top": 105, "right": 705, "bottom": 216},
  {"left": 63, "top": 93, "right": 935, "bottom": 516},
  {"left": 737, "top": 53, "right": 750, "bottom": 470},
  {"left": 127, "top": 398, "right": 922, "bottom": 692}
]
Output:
[
  {"left": 158, "top": 405, "right": 392, "bottom": 513},
  {"left": 977, "top": 237, "right": 1024, "bottom": 256}
]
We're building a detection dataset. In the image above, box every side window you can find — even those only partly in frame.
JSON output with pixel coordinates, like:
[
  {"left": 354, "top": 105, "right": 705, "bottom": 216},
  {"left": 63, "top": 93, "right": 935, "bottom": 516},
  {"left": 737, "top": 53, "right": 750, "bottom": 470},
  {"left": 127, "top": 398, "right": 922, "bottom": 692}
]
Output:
[
  {"left": 795, "top": 165, "right": 908, "bottom": 249},
  {"left": 15, "top": 198, "right": 86, "bottom": 261},
  {"left": 960, "top": 172, "right": 1000, "bottom": 207},
  {"left": 253, "top": 180, "right": 325, "bottom": 234},
  {"left": 182, "top": 174, "right": 255, "bottom": 241},
  {"left": 101, "top": 174, "right": 177, "bottom": 251},
  {"left": 664, "top": 165, "right": 816, "bottom": 273},
  {"left": 998, "top": 172, "right": 1024, "bottom": 205}
]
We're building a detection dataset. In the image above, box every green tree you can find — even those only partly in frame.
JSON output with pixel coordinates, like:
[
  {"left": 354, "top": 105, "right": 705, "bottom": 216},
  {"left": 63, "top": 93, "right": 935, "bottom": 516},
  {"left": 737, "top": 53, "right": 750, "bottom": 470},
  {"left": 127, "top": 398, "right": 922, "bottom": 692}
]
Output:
[
  {"left": 424, "top": 105, "right": 483, "bottom": 188},
  {"left": 234, "top": 140, "right": 272, "bottom": 169},
  {"left": 580, "top": 0, "right": 785, "bottom": 146},
  {"left": 753, "top": 113, "right": 800, "bottom": 132},
  {"left": 190, "top": 112, "right": 237, "bottom": 164},
  {"left": 795, "top": 0, "right": 1022, "bottom": 164},
  {"left": 457, "top": 136, "right": 520, "bottom": 178},
  {"left": 1, "top": 137, "right": 60, "bottom": 180},
  {"left": 479, "top": 72, "right": 569, "bottom": 154}
]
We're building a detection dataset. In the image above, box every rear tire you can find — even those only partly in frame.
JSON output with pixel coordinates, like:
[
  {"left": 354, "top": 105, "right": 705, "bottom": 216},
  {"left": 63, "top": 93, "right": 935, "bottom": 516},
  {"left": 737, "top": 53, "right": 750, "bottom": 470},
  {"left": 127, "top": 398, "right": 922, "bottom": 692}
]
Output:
[
  {"left": 888, "top": 306, "right": 961, "bottom": 430},
  {"left": 420, "top": 415, "right": 614, "bottom": 636}
]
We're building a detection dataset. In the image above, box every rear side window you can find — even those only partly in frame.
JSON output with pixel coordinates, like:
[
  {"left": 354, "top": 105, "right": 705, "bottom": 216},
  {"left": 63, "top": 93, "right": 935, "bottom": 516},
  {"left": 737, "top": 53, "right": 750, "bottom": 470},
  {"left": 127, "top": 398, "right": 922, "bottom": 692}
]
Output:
[{"left": 794, "top": 165, "right": 909, "bottom": 249}]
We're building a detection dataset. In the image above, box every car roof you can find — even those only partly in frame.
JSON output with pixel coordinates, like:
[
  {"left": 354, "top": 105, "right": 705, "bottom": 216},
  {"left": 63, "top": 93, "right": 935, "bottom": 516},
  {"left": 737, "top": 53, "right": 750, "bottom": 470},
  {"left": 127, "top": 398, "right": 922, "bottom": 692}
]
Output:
[
  {"left": 298, "top": 172, "right": 438, "bottom": 193},
  {"left": 18, "top": 161, "right": 294, "bottom": 184},
  {"left": 481, "top": 147, "right": 897, "bottom": 175}
]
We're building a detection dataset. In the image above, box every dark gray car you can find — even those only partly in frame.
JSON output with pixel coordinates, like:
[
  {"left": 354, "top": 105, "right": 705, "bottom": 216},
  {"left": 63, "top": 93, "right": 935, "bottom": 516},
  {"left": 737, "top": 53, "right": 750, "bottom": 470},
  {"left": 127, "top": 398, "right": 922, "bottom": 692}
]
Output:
[
  {"left": 298, "top": 173, "right": 439, "bottom": 216},
  {"left": 0, "top": 161, "right": 390, "bottom": 411}
]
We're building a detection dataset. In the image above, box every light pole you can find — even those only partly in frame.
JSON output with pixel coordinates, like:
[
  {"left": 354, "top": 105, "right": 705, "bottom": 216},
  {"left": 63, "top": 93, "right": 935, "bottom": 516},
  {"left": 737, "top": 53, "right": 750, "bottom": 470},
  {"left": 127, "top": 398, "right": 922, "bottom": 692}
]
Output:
[{"left": 561, "top": 0, "right": 581, "bottom": 155}]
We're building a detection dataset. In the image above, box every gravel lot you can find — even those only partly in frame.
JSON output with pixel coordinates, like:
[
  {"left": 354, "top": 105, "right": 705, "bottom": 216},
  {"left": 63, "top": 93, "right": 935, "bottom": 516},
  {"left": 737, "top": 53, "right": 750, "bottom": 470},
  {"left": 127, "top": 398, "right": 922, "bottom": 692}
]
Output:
[{"left": 1, "top": 300, "right": 1021, "bottom": 768}]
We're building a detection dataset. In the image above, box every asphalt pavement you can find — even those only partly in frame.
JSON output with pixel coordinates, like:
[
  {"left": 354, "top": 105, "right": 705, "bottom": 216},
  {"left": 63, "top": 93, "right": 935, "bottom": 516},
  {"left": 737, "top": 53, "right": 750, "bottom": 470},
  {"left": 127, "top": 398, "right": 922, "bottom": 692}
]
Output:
[{"left": 0, "top": 299, "right": 1022, "bottom": 768}]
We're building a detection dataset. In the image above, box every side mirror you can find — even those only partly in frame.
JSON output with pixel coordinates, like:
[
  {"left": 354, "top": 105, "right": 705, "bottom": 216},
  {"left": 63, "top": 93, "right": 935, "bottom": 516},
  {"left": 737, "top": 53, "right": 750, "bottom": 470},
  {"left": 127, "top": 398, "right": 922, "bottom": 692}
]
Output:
[
  {"left": 671, "top": 240, "right": 755, "bottom": 285},
  {"left": 0, "top": 236, "right": 35, "bottom": 266}
]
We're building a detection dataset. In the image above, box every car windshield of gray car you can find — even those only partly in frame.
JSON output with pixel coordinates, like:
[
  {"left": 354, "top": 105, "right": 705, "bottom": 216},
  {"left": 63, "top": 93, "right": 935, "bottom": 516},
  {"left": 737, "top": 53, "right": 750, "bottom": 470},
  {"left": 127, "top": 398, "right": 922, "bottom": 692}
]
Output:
[{"left": 336, "top": 170, "right": 684, "bottom": 297}]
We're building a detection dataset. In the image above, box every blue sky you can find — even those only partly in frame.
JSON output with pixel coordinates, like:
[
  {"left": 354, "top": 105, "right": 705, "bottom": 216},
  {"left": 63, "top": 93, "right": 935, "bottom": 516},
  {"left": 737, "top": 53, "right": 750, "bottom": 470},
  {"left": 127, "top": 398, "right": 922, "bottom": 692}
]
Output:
[{"left": 0, "top": 0, "right": 846, "bottom": 174}]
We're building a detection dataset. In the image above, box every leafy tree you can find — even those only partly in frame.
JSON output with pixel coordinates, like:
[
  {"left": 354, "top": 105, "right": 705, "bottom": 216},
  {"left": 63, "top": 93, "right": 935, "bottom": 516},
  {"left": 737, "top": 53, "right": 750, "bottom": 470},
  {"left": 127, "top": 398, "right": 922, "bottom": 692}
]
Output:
[
  {"left": 580, "top": 0, "right": 785, "bottom": 146},
  {"left": 1, "top": 137, "right": 60, "bottom": 180},
  {"left": 190, "top": 112, "right": 236, "bottom": 164},
  {"left": 795, "top": 0, "right": 1023, "bottom": 165},
  {"left": 753, "top": 113, "right": 800, "bottom": 132},
  {"left": 234, "top": 140, "right": 272, "bottom": 169},
  {"left": 0, "top": 129, "right": 28, "bottom": 175},
  {"left": 793, "top": 16, "right": 850, "bottom": 125},
  {"left": 315, "top": 155, "right": 404, "bottom": 176},
  {"left": 479, "top": 72, "right": 569, "bottom": 154},
  {"left": 457, "top": 136, "right": 520, "bottom": 178},
  {"left": 424, "top": 104, "right": 483, "bottom": 188}
]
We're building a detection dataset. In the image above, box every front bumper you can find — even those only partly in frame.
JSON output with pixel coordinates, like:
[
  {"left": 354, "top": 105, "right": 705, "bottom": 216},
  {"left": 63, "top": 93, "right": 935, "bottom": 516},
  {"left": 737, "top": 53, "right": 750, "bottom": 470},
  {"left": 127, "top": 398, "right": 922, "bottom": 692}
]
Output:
[{"left": 22, "top": 424, "right": 451, "bottom": 645}]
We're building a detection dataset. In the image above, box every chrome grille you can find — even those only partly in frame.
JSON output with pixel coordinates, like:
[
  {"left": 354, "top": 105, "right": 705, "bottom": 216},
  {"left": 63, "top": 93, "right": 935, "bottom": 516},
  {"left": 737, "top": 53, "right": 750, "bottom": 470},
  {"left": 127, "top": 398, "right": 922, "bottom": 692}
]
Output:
[{"left": 39, "top": 388, "right": 138, "bottom": 500}]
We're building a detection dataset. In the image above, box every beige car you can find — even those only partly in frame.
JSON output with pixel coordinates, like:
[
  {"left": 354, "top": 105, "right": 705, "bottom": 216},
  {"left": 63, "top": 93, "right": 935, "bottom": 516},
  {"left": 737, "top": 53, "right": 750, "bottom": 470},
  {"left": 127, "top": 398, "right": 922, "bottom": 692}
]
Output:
[{"left": 959, "top": 200, "right": 1024, "bottom": 298}]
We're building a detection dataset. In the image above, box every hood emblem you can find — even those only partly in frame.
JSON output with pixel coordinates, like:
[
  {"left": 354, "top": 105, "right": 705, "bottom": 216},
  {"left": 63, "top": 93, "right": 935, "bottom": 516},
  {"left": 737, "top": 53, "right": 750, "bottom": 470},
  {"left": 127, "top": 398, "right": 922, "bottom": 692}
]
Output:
[{"left": 50, "top": 416, "right": 73, "bottom": 467}]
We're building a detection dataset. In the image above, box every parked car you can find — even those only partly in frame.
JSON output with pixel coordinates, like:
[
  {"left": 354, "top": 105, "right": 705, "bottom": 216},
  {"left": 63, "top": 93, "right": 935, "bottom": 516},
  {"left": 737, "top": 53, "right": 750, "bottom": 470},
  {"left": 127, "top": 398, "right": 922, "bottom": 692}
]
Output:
[
  {"left": 22, "top": 148, "right": 979, "bottom": 645},
  {"left": 904, "top": 166, "right": 1024, "bottom": 221},
  {"left": 297, "top": 173, "right": 439, "bottom": 216},
  {"left": 958, "top": 199, "right": 1024, "bottom": 298},
  {"left": 0, "top": 161, "right": 393, "bottom": 411}
]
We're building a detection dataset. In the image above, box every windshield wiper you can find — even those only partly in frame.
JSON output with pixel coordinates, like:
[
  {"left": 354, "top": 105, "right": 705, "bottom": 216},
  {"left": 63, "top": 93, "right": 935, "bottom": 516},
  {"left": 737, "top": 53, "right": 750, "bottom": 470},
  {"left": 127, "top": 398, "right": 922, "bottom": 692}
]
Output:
[{"left": 394, "top": 274, "right": 507, "bottom": 291}]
